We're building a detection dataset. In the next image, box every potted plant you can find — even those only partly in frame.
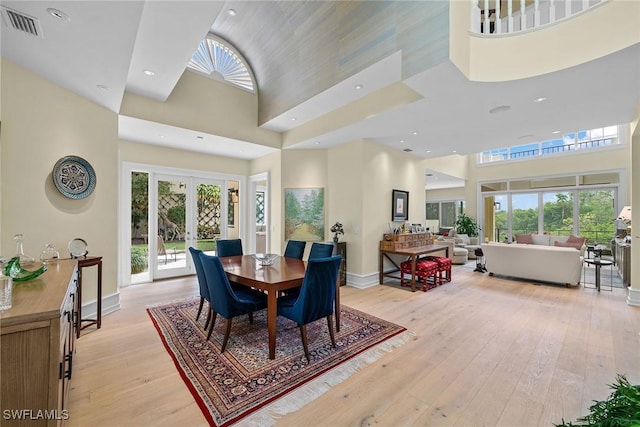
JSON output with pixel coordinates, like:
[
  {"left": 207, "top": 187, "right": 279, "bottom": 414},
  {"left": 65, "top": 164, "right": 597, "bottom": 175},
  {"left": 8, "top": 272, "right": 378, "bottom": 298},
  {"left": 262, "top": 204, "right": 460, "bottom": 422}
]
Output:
[
  {"left": 455, "top": 213, "right": 480, "bottom": 242},
  {"left": 331, "top": 222, "right": 344, "bottom": 243}
]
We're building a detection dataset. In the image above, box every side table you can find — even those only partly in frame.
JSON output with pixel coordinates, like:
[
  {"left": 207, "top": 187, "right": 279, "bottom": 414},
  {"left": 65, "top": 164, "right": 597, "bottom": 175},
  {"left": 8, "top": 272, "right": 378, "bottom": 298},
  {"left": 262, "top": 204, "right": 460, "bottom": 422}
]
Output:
[
  {"left": 583, "top": 258, "right": 613, "bottom": 292},
  {"left": 74, "top": 255, "right": 103, "bottom": 337}
]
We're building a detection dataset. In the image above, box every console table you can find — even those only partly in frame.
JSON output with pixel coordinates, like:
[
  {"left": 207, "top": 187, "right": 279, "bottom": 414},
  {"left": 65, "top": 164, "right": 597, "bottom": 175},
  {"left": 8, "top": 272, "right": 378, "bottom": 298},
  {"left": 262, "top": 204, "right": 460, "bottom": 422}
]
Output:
[
  {"left": 379, "top": 245, "right": 449, "bottom": 292},
  {"left": 75, "top": 255, "right": 103, "bottom": 337}
]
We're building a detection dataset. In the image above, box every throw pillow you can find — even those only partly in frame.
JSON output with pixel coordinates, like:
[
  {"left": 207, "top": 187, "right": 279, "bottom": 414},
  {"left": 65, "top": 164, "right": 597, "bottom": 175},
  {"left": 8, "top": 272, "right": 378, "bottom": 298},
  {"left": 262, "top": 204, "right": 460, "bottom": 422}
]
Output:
[
  {"left": 531, "top": 233, "right": 550, "bottom": 245},
  {"left": 567, "top": 235, "right": 586, "bottom": 246},
  {"left": 554, "top": 241, "right": 582, "bottom": 250},
  {"left": 515, "top": 234, "right": 534, "bottom": 244}
]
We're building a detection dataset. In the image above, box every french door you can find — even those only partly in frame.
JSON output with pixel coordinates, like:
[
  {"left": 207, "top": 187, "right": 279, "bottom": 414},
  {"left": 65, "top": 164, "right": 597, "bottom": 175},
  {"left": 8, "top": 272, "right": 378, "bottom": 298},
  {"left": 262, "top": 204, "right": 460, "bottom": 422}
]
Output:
[{"left": 152, "top": 175, "right": 225, "bottom": 279}]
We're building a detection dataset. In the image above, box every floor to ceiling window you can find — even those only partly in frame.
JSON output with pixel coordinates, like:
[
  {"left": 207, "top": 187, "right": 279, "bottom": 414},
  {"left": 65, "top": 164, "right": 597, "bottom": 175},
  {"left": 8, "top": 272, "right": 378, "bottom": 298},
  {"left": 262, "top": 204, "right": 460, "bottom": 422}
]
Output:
[{"left": 480, "top": 172, "right": 620, "bottom": 245}]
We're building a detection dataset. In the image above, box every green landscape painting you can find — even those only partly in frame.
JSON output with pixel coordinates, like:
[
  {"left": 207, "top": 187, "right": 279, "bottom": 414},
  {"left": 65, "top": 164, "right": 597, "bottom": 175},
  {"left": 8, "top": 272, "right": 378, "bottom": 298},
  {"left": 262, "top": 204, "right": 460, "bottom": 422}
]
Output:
[{"left": 284, "top": 188, "right": 324, "bottom": 241}]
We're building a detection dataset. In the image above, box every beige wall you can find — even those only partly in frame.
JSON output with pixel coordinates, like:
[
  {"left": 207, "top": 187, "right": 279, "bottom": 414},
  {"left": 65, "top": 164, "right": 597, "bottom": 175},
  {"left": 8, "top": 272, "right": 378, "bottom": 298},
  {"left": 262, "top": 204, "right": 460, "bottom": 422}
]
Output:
[
  {"left": 1, "top": 59, "right": 118, "bottom": 304},
  {"left": 120, "top": 71, "right": 281, "bottom": 149}
]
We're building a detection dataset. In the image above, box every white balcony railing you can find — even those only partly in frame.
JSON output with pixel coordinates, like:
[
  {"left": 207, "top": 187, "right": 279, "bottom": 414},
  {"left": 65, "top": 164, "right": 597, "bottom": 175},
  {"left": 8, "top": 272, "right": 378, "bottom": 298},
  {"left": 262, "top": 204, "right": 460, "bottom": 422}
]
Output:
[{"left": 470, "top": 0, "right": 607, "bottom": 35}]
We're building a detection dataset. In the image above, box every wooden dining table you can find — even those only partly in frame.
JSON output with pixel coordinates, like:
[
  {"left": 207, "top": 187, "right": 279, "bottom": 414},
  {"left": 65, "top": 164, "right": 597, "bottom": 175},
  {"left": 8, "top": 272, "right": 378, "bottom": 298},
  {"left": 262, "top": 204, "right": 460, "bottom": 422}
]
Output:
[{"left": 219, "top": 254, "right": 342, "bottom": 360}]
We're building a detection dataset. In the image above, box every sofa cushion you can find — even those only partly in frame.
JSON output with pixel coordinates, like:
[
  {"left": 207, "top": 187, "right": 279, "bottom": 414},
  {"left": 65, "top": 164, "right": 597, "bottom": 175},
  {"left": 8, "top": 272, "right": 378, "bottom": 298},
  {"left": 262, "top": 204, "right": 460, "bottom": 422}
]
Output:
[
  {"left": 515, "top": 234, "right": 534, "bottom": 244},
  {"left": 554, "top": 240, "right": 582, "bottom": 250},
  {"left": 531, "top": 234, "right": 550, "bottom": 245}
]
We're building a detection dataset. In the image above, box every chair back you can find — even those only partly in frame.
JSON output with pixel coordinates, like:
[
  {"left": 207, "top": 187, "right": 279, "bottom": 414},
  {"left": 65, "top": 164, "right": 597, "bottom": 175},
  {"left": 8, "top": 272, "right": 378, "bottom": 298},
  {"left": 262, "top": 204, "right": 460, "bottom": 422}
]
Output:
[
  {"left": 216, "top": 239, "right": 243, "bottom": 257},
  {"left": 188, "top": 247, "right": 209, "bottom": 302},
  {"left": 198, "top": 253, "right": 246, "bottom": 319},
  {"left": 284, "top": 240, "right": 306, "bottom": 259},
  {"left": 308, "top": 242, "right": 334, "bottom": 259},
  {"left": 290, "top": 255, "right": 341, "bottom": 325}
]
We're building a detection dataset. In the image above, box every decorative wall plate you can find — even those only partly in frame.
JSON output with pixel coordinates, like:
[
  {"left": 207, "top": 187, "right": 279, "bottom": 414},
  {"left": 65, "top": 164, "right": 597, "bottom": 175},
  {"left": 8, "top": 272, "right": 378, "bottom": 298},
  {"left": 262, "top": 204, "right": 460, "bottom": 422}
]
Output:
[
  {"left": 52, "top": 155, "right": 96, "bottom": 199},
  {"left": 68, "top": 238, "right": 88, "bottom": 258}
]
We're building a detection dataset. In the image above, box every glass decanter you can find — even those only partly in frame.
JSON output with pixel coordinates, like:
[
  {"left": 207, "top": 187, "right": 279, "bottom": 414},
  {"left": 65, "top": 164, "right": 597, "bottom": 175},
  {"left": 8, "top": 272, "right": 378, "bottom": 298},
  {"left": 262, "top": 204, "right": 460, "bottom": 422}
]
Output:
[
  {"left": 40, "top": 243, "right": 60, "bottom": 263},
  {"left": 14, "top": 234, "right": 35, "bottom": 266}
]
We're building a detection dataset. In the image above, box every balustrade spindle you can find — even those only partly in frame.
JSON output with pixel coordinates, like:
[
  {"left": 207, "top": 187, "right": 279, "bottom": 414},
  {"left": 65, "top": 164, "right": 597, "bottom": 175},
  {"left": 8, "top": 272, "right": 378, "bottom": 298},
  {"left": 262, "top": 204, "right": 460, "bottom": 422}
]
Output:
[
  {"left": 520, "top": 0, "right": 527, "bottom": 30},
  {"left": 484, "top": 0, "right": 490, "bottom": 34},
  {"left": 549, "top": 0, "right": 556, "bottom": 23},
  {"left": 495, "top": 0, "right": 501, "bottom": 34},
  {"left": 507, "top": 0, "right": 514, "bottom": 32},
  {"left": 534, "top": 0, "right": 540, "bottom": 27}
]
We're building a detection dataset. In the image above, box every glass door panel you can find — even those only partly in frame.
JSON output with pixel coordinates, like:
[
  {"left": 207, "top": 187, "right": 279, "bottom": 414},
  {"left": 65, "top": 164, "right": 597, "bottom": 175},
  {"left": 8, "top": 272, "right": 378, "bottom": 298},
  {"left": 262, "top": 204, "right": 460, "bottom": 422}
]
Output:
[
  {"left": 493, "top": 195, "right": 508, "bottom": 242},
  {"left": 578, "top": 189, "right": 616, "bottom": 245},
  {"left": 194, "top": 180, "right": 224, "bottom": 256},
  {"left": 154, "top": 176, "right": 190, "bottom": 278},
  {"left": 543, "top": 191, "right": 573, "bottom": 236},
  {"left": 511, "top": 193, "right": 538, "bottom": 236}
]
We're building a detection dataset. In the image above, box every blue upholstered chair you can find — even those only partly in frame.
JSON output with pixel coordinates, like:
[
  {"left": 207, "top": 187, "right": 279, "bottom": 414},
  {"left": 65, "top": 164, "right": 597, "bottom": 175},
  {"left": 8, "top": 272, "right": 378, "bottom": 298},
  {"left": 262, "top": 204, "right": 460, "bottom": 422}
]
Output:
[
  {"left": 277, "top": 255, "right": 342, "bottom": 361},
  {"left": 188, "top": 247, "right": 211, "bottom": 328},
  {"left": 308, "top": 242, "right": 334, "bottom": 259},
  {"left": 198, "top": 253, "right": 267, "bottom": 352},
  {"left": 283, "top": 240, "right": 306, "bottom": 259},
  {"left": 216, "top": 238, "right": 243, "bottom": 257}
]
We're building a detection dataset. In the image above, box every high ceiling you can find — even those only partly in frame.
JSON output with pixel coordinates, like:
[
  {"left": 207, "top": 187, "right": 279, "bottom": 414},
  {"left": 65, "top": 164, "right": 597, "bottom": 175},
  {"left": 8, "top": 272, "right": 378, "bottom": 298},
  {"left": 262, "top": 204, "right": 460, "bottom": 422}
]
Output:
[{"left": 1, "top": 1, "right": 639, "bottom": 184}]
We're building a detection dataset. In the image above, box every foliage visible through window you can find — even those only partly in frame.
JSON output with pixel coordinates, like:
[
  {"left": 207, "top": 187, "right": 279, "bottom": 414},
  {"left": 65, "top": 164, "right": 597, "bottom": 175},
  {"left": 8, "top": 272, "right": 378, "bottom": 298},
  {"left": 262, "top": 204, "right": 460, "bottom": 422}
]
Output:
[{"left": 256, "top": 191, "right": 265, "bottom": 225}]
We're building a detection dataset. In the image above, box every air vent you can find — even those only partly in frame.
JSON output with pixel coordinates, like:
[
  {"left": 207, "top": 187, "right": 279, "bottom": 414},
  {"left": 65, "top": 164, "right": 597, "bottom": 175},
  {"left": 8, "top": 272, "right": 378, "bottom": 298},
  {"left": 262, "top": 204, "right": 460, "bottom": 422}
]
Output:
[
  {"left": 403, "top": 148, "right": 413, "bottom": 152},
  {"left": 1, "top": 6, "right": 42, "bottom": 37}
]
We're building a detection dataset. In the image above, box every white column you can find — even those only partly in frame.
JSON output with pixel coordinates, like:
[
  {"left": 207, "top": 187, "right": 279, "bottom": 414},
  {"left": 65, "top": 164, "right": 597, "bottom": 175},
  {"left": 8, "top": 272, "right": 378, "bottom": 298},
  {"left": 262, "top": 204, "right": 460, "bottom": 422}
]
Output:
[
  {"left": 471, "top": 0, "right": 482, "bottom": 33},
  {"left": 627, "top": 122, "right": 640, "bottom": 306},
  {"left": 507, "top": 0, "right": 514, "bottom": 33},
  {"left": 484, "top": 0, "right": 490, "bottom": 33}
]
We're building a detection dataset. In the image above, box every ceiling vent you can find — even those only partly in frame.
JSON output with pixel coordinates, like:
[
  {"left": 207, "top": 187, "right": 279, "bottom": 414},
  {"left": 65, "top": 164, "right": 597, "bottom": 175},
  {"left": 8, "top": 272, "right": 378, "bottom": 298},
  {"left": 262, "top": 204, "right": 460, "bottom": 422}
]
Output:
[
  {"left": 1, "top": 6, "right": 43, "bottom": 37},
  {"left": 403, "top": 148, "right": 413, "bottom": 152}
]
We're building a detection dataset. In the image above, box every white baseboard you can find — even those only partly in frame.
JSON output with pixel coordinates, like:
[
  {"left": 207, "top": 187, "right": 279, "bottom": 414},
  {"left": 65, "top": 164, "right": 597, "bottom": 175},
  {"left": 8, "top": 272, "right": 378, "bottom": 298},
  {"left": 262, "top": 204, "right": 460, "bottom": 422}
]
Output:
[
  {"left": 345, "top": 271, "right": 382, "bottom": 289},
  {"left": 80, "top": 291, "right": 121, "bottom": 319},
  {"left": 627, "top": 287, "right": 640, "bottom": 306}
]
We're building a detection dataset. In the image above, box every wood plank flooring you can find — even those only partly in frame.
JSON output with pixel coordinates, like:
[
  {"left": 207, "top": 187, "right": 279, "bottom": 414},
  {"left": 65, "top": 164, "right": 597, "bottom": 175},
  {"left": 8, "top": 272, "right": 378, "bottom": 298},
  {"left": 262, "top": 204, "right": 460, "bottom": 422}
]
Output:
[{"left": 66, "top": 263, "right": 640, "bottom": 426}]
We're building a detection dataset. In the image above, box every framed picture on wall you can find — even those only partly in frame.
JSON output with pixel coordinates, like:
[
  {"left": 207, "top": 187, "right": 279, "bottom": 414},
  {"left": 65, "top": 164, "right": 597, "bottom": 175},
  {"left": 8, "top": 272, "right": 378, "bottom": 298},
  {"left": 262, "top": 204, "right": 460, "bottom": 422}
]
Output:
[
  {"left": 392, "top": 189, "right": 409, "bottom": 221},
  {"left": 284, "top": 188, "right": 325, "bottom": 241}
]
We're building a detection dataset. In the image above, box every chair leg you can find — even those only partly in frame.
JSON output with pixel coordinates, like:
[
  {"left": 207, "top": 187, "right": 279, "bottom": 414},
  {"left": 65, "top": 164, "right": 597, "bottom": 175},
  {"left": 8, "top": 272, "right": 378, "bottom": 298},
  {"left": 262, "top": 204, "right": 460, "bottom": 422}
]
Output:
[
  {"left": 195, "top": 297, "right": 204, "bottom": 322},
  {"left": 248, "top": 312, "right": 254, "bottom": 324},
  {"left": 299, "top": 325, "right": 310, "bottom": 361},
  {"left": 207, "top": 311, "right": 218, "bottom": 340},
  {"left": 204, "top": 307, "right": 212, "bottom": 330},
  {"left": 326, "top": 315, "right": 336, "bottom": 348},
  {"left": 221, "top": 318, "right": 232, "bottom": 353}
]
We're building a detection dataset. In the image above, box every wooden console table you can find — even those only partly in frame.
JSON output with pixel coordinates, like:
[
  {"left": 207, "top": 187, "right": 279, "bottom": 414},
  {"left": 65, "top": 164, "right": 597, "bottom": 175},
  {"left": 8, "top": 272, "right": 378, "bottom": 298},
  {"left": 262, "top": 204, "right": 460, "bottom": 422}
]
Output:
[
  {"left": 75, "top": 255, "right": 103, "bottom": 337},
  {"left": 379, "top": 245, "right": 449, "bottom": 292}
]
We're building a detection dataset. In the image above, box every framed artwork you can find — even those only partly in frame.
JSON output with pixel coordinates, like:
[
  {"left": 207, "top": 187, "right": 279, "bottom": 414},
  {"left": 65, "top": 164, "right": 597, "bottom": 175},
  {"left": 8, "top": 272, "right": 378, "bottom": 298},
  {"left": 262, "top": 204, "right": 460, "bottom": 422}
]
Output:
[
  {"left": 392, "top": 189, "right": 409, "bottom": 221},
  {"left": 284, "top": 188, "right": 325, "bottom": 241}
]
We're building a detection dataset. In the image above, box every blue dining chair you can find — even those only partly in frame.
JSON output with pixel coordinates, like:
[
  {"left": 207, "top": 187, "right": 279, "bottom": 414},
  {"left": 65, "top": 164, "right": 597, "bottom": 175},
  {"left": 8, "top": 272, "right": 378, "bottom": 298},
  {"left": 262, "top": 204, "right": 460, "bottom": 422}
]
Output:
[
  {"left": 308, "top": 242, "right": 334, "bottom": 259},
  {"left": 284, "top": 240, "right": 306, "bottom": 259},
  {"left": 277, "top": 255, "right": 342, "bottom": 361},
  {"left": 198, "top": 253, "right": 267, "bottom": 352},
  {"left": 216, "top": 238, "right": 243, "bottom": 257},
  {"left": 188, "top": 247, "right": 211, "bottom": 329}
]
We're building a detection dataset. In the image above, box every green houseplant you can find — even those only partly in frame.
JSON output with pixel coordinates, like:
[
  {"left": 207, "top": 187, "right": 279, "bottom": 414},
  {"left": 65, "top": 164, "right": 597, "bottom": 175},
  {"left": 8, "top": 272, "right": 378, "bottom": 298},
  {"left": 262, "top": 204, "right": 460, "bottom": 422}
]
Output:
[{"left": 455, "top": 212, "right": 480, "bottom": 237}]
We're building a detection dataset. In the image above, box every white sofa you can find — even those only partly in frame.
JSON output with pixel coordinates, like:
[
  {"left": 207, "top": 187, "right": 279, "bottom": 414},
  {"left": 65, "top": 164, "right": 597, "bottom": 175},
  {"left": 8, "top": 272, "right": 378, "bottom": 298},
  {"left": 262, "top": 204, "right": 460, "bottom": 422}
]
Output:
[{"left": 481, "top": 242, "right": 583, "bottom": 286}]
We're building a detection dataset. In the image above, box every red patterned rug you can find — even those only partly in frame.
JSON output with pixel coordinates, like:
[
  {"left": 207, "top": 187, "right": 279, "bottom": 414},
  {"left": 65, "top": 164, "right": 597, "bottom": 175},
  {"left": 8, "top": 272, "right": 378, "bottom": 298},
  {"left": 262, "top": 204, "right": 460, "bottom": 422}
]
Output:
[{"left": 147, "top": 298, "right": 408, "bottom": 426}]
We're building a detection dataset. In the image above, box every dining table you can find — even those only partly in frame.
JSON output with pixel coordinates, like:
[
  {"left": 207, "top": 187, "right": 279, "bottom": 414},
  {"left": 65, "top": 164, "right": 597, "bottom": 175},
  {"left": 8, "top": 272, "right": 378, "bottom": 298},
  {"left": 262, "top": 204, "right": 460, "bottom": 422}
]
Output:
[{"left": 219, "top": 254, "right": 341, "bottom": 360}]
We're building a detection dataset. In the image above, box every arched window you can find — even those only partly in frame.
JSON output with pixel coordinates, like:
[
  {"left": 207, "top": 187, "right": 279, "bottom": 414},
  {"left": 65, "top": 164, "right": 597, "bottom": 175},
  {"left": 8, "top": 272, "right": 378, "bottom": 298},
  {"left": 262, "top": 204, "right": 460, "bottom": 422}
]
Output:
[{"left": 187, "top": 33, "right": 256, "bottom": 93}]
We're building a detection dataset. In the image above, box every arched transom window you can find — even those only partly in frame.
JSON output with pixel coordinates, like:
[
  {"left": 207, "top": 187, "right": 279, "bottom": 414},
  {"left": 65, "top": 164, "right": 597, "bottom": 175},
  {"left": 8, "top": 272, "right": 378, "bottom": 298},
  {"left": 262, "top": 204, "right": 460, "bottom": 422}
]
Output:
[{"left": 187, "top": 33, "right": 255, "bottom": 93}]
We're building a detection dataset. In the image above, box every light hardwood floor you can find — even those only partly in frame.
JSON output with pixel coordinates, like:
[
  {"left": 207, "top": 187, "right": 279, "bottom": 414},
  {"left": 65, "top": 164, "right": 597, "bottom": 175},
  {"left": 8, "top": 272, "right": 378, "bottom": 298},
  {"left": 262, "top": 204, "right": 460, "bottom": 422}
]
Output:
[{"left": 67, "top": 263, "right": 640, "bottom": 426}]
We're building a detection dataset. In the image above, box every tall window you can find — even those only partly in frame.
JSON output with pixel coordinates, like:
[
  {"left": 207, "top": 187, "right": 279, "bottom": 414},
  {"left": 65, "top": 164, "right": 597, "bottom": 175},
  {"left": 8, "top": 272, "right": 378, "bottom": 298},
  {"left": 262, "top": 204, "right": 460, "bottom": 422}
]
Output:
[{"left": 426, "top": 200, "right": 464, "bottom": 231}]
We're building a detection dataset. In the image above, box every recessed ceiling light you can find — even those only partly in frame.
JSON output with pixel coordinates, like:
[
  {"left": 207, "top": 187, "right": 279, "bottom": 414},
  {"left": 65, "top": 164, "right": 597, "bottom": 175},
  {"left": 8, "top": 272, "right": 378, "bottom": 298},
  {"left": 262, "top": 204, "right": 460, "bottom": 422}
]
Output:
[
  {"left": 96, "top": 84, "right": 109, "bottom": 91},
  {"left": 47, "top": 8, "right": 70, "bottom": 21},
  {"left": 534, "top": 97, "right": 547, "bottom": 102},
  {"left": 355, "top": 84, "right": 363, "bottom": 90},
  {"left": 426, "top": 150, "right": 431, "bottom": 153},
  {"left": 227, "top": 9, "right": 237, "bottom": 16},
  {"left": 400, "top": 140, "right": 405, "bottom": 143},
  {"left": 290, "top": 117, "right": 296, "bottom": 121},
  {"left": 452, "top": 150, "right": 457, "bottom": 153},
  {"left": 314, "top": 141, "right": 320, "bottom": 145},
  {"left": 412, "top": 131, "right": 418, "bottom": 135},
  {"left": 552, "top": 130, "right": 561, "bottom": 134},
  {"left": 143, "top": 69, "right": 155, "bottom": 76},
  {"left": 489, "top": 105, "right": 511, "bottom": 114},
  {"left": 159, "top": 135, "right": 165, "bottom": 138}
]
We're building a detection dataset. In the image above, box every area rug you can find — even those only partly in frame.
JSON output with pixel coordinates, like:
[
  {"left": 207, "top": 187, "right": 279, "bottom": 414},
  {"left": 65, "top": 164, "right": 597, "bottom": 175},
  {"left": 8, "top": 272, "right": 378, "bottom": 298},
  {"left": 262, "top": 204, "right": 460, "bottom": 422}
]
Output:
[{"left": 147, "top": 298, "right": 409, "bottom": 426}]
